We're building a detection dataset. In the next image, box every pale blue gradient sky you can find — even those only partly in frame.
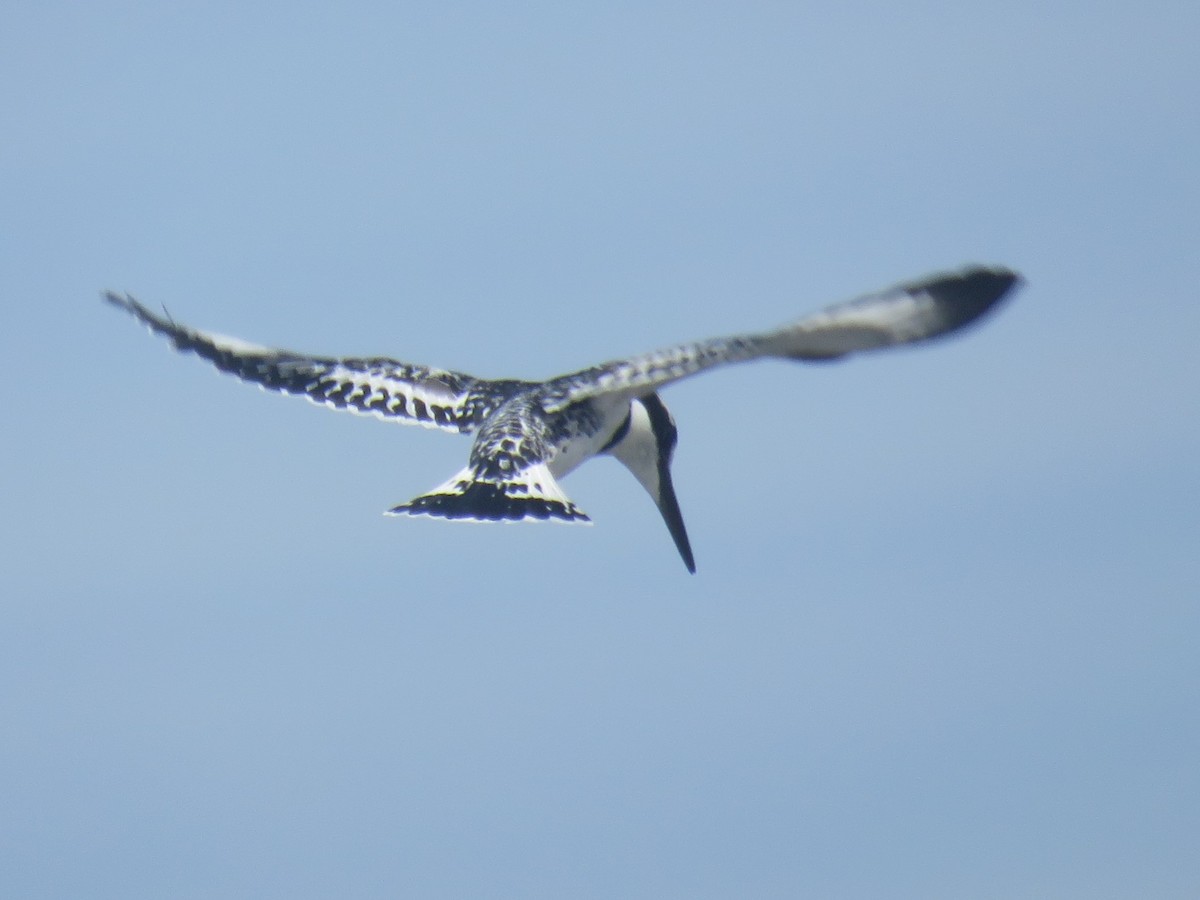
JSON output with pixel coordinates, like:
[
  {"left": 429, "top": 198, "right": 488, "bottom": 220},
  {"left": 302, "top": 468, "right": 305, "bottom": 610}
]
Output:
[{"left": 2, "top": 3, "right": 1198, "bottom": 898}]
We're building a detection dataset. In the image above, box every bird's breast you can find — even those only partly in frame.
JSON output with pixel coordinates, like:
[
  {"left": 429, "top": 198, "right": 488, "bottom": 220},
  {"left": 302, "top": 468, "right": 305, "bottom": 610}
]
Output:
[{"left": 546, "top": 397, "right": 632, "bottom": 478}]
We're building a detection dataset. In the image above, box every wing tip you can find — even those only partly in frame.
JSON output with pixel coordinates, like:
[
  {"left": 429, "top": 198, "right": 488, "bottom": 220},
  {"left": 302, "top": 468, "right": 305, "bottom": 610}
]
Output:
[
  {"left": 102, "top": 289, "right": 138, "bottom": 315},
  {"left": 103, "top": 289, "right": 174, "bottom": 334},
  {"left": 932, "top": 264, "right": 1023, "bottom": 326}
]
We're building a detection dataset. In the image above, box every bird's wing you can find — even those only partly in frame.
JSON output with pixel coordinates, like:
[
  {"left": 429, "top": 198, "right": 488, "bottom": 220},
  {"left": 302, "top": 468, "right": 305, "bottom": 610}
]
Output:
[
  {"left": 106, "top": 292, "right": 522, "bottom": 434},
  {"left": 541, "top": 266, "right": 1020, "bottom": 412}
]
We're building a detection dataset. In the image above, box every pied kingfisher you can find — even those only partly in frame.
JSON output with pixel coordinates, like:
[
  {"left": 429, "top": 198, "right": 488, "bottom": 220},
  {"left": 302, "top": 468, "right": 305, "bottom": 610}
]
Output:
[{"left": 107, "top": 265, "right": 1020, "bottom": 572}]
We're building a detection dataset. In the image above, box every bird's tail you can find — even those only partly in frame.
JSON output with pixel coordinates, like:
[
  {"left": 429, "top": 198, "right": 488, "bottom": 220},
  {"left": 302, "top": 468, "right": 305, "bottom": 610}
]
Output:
[{"left": 386, "top": 464, "right": 591, "bottom": 524}]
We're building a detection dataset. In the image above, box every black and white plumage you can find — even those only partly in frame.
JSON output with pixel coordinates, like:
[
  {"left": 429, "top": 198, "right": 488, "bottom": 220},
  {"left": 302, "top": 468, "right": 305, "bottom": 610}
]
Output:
[{"left": 106, "top": 265, "right": 1020, "bottom": 572}]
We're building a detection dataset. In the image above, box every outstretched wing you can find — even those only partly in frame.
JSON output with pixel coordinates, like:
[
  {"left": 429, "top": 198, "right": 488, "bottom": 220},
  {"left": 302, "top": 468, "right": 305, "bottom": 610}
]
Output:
[
  {"left": 764, "top": 265, "right": 1021, "bottom": 361},
  {"left": 542, "top": 266, "right": 1020, "bottom": 412},
  {"left": 106, "top": 292, "right": 522, "bottom": 434}
]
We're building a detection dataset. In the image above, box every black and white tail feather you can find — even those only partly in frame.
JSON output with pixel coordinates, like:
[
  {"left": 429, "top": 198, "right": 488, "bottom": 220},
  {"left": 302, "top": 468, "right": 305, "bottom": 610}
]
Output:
[{"left": 106, "top": 265, "right": 1020, "bottom": 572}]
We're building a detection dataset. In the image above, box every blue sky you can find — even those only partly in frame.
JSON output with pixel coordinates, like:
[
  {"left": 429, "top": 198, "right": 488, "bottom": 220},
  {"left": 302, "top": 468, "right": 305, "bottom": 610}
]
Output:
[{"left": 3, "top": 2, "right": 1198, "bottom": 897}]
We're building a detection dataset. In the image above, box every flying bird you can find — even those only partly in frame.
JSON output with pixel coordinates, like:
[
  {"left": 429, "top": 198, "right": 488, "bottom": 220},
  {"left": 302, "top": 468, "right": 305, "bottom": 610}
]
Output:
[{"left": 106, "top": 265, "right": 1019, "bottom": 572}]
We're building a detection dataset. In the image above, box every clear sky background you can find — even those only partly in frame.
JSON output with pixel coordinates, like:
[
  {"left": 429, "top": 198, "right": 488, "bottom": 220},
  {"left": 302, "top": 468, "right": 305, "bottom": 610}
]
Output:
[{"left": 3, "top": 3, "right": 1198, "bottom": 898}]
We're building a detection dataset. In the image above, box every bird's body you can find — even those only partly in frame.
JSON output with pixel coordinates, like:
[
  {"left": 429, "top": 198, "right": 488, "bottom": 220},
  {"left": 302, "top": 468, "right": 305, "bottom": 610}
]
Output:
[{"left": 107, "top": 265, "right": 1020, "bottom": 572}]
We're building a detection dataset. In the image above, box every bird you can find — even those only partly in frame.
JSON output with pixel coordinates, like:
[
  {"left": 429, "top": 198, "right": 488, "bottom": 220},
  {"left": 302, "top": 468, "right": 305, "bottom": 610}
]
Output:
[{"left": 106, "top": 265, "right": 1020, "bottom": 572}]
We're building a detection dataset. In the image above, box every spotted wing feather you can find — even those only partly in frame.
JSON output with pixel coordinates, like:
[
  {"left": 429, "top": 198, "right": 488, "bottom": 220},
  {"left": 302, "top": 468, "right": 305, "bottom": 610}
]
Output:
[
  {"left": 542, "top": 266, "right": 1019, "bottom": 411},
  {"left": 765, "top": 265, "right": 1020, "bottom": 361},
  {"left": 105, "top": 292, "right": 519, "bottom": 434}
]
